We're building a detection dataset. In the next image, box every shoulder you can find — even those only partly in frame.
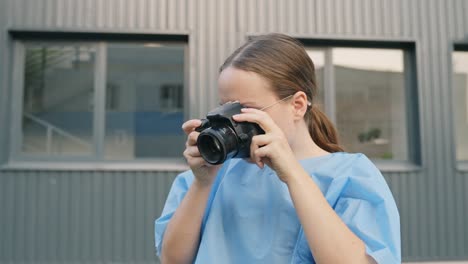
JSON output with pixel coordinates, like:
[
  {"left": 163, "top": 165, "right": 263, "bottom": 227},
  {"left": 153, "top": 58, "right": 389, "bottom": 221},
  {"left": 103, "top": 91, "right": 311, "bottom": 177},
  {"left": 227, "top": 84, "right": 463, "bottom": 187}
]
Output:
[
  {"left": 348, "top": 153, "right": 384, "bottom": 181},
  {"left": 329, "top": 152, "right": 380, "bottom": 175},
  {"left": 332, "top": 153, "right": 392, "bottom": 202},
  {"left": 304, "top": 152, "right": 387, "bottom": 193},
  {"left": 301, "top": 152, "right": 377, "bottom": 176},
  {"left": 347, "top": 152, "right": 381, "bottom": 175},
  {"left": 330, "top": 152, "right": 373, "bottom": 164},
  {"left": 329, "top": 152, "right": 385, "bottom": 184}
]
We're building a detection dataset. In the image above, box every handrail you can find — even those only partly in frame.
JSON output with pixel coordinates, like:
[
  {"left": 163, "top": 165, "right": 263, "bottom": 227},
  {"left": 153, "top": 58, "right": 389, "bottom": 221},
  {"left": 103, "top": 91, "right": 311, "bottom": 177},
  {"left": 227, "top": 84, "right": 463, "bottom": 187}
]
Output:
[{"left": 23, "top": 112, "right": 91, "bottom": 152}]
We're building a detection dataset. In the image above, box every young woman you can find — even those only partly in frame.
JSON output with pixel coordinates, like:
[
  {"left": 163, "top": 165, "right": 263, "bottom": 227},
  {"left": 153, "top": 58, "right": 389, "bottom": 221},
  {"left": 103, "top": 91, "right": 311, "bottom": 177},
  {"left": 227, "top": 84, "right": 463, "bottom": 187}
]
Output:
[{"left": 155, "top": 33, "right": 400, "bottom": 264}]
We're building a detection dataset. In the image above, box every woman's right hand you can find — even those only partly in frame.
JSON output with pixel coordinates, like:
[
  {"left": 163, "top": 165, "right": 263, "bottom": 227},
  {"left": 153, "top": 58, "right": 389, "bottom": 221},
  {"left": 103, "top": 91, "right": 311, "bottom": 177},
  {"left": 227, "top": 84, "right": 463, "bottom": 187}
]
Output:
[{"left": 182, "top": 119, "right": 222, "bottom": 187}]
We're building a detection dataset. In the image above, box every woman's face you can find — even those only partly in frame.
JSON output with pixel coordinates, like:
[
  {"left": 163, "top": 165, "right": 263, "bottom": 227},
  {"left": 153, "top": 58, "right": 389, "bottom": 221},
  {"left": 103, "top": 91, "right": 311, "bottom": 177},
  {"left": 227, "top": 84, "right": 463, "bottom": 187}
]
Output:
[{"left": 218, "top": 67, "right": 296, "bottom": 142}]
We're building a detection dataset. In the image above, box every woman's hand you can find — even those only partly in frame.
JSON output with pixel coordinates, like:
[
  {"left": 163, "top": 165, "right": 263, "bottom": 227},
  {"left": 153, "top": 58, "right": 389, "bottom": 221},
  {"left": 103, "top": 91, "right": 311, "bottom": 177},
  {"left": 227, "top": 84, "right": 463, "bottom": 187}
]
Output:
[
  {"left": 233, "top": 108, "right": 299, "bottom": 183},
  {"left": 182, "top": 119, "right": 222, "bottom": 186}
]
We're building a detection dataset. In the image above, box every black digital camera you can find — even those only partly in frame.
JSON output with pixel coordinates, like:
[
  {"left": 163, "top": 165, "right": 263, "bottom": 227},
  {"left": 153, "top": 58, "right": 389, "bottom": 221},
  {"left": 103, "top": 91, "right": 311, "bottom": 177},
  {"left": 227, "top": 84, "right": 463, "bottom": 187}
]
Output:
[{"left": 195, "top": 101, "right": 265, "bottom": 165}]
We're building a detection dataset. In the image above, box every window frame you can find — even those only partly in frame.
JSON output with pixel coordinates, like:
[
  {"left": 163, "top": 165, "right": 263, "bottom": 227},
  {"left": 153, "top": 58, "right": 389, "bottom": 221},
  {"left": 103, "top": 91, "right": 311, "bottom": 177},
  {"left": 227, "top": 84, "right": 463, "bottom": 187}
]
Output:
[
  {"left": 4, "top": 32, "right": 190, "bottom": 171},
  {"left": 453, "top": 43, "right": 468, "bottom": 171},
  {"left": 300, "top": 38, "right": 421, "bottom": 172}
]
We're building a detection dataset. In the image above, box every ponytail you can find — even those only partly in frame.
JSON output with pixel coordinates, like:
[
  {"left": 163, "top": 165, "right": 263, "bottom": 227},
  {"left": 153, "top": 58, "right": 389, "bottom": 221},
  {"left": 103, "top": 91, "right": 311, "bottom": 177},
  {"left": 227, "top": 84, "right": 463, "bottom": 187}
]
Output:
[{"left": 308, "top": 105, "right": 344, "bottom": 153}]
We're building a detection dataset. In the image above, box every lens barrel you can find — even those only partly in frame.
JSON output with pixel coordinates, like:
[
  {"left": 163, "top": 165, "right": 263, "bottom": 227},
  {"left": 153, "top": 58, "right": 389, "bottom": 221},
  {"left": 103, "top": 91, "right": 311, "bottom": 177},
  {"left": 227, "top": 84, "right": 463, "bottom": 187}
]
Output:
[{"left": 197, "top": 126, "right": 239, "bottom": 165}]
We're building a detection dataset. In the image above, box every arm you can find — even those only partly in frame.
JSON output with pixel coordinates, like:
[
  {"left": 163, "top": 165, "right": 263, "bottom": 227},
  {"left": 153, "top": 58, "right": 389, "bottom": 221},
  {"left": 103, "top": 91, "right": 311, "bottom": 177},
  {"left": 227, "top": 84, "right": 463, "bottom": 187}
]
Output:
[
  {"left": 285, "top": 164, "right": 377, "bottom": 264},
  {"left": 159, "top": 119, "right": 221, "bottom": 264},
  {"left": 160, "top": 180, "right": 212, "bottom": 264}
]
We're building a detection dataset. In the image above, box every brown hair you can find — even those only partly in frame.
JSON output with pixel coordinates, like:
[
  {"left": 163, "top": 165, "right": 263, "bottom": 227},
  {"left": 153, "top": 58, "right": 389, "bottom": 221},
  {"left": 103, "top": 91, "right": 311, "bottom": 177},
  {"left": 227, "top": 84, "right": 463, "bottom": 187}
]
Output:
[{"left": 220, "top": 33, "right": 343, "bottom": 153}]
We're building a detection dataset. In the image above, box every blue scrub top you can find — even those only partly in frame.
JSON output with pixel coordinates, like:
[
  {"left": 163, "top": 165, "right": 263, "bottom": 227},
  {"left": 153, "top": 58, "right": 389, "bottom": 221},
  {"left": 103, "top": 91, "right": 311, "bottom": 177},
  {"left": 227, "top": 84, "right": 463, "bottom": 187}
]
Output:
[{"left": 155, "top": 152, "right": 401, "bottom": 263}]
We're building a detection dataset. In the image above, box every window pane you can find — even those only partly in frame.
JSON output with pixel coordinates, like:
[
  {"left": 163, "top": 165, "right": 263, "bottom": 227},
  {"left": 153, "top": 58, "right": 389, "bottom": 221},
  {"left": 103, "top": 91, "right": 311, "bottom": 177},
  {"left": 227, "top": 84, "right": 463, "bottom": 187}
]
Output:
[
  {"left": 453, "top": 51, "right": 468, "bottom": 161},
  {"left": 307, "top": 49, "right": 325, "bottom": 108},
  {"left": 333, "top": 48, "right": 408, "bottom": 160},
  {"left": 105, "top": 43, "right": 185, "bottom": 159},
  {"left": 22, "top": 44, "right": 95, "bottom": 156}
]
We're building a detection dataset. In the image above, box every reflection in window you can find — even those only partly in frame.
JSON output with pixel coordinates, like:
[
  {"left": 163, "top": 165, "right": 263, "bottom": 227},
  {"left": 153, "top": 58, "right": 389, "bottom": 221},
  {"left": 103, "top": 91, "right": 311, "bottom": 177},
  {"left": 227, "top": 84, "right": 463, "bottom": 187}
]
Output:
[
  {"left": 19, "top": 41, "right": 186, "bottom": 161},
  {"left": 453, "top": 51, "right": 468, "bottom": 161},
  {"left": 104, "top": 44, "right": 185, "bottom": 159},
  {"left": 307, "top": 47, "right": 408, "bottom": 160},
  {"left": 160, "top": 84, "right": 183, "bottom": 112},
  {"left": 22, "top": 44, "right": 95, "bottom": 156}
]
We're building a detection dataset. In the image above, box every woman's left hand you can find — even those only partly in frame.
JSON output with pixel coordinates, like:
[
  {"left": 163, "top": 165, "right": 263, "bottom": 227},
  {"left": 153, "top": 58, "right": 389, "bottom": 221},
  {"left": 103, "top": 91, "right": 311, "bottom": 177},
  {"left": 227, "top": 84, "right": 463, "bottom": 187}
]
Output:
[{"left": 233, "top": 108, "right": 300, "bottom": 183}]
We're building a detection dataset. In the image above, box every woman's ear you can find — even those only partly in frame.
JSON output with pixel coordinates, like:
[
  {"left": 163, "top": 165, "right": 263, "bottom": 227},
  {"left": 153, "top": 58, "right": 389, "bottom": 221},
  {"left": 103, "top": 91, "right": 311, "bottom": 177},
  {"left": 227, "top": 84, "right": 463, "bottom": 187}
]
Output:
[{"left": 291, "top": 91, "right": 309, "bottom": 120}]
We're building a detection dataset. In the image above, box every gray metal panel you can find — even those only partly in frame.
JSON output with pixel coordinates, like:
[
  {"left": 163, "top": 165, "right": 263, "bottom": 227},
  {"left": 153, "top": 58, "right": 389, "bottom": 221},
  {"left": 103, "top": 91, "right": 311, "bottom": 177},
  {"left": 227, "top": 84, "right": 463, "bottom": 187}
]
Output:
[
  {"left": 0, "top": 0, "right": 9, "bottom": 165},
  {"left": 0, "top": 170, "right": 179, "bottom": 263},
  {"left": 1, "top": 0, "right": 468, "bottom": 262}
]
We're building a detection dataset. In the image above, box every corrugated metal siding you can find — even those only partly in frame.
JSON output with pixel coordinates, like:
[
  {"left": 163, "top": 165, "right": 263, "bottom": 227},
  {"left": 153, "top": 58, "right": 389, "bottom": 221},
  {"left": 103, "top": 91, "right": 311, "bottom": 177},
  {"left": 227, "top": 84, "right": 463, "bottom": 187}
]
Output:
[
  {"left": 0, "top": 170, "right": 179, "bottom": 263},
  {"left": 1, "top": 0, "right": 468, "bottom": 262},
  {"left": 0, "top": 0, "right": 9, "bottom": 166}
]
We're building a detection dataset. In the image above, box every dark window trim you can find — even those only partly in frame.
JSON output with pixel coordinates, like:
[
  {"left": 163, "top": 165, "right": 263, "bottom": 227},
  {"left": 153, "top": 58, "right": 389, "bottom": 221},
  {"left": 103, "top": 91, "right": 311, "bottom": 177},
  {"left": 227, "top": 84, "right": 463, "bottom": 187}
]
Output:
[
  {"left": 404, "top": 47, "right": 421, "bottom": 166},
  {"left": 9, "top": 29, "right": 189, "bottom": 42},
  {"left": 298, "top": 38, "right": 415, "bottom": 50},
  {"left": 454, "top": 43, "right": 468, "bottom": 51}
]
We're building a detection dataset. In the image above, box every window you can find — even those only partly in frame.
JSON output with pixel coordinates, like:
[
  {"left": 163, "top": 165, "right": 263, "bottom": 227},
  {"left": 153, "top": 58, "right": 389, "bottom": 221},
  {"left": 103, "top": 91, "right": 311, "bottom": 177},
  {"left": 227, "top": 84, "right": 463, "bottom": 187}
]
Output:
[
  {"left": 12, "top": 40, "right": 187, "bottom": 163},
  {"left": 453, "top": 50, "right": 468, "bottom": 161},
  {"left": 306, "top": 44, "right": 419, "bottom": 162},
  {"left": 306, "top": 49, "right": 325, "bottom": 106},
  {"left": 21, "top": 44, "right": 95, "bottom": 156}
]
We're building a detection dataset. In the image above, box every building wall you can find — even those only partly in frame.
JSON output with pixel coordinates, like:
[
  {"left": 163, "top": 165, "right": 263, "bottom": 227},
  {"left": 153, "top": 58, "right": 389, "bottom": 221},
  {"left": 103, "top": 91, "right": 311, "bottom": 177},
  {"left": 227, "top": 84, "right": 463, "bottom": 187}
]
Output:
[
  {"left": 0, "top": 0, "right": 468, "bottom": 262},
  {"left": 0, "top": 0, "right": 10, "bottom": 166},
  {"left": 0, "top": 170, "right": 177, "bottom": 264}
]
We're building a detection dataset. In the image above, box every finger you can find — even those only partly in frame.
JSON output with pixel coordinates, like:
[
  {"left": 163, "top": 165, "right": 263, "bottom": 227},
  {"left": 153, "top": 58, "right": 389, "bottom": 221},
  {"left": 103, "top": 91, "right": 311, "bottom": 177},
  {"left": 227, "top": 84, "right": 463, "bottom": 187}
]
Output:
[
  {"left": 251, "top": 134, "right": 272, "bottom": 148},
  {"left": 183, "top": 147, "right": 203, "bottom": 168},
  {"left": 257, "top": 160, "right": 264, "bottom": 169},
  {"left": 250, "top": 140, "right": 260, "bottom": 167},
  {"left": 184, "top": 145, "right": 201, "bottom": 158},
  {"left": 184, "top": 155, "right": 207, "bottom": 168},
  {"left": 182, "top": 119, "right": 202, "bottom": 135},
  {"left": 250, "top": 134, "right": 275, "bottom": 168},
  {"left": 232, "top": 108, "right": 276, "bottom": 133},
  {"left": 184, "top": 152, "right": 219, "bottom": 169},
  {"left": 254, "top": 146, "right": 267, "bottom": 169},
  {"left": 187, "top": 131, "right": 200, "bottom": 146},
  {"left": 254, "top": 145, "right": 270, "bottom": 166}
]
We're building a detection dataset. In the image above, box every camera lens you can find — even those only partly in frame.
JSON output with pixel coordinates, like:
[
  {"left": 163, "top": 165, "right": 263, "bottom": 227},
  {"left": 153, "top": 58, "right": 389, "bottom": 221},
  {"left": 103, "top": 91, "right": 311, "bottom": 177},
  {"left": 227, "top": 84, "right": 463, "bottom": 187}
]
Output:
[{"left": 197, "top": 126, "right": 239, "bottom": 165}]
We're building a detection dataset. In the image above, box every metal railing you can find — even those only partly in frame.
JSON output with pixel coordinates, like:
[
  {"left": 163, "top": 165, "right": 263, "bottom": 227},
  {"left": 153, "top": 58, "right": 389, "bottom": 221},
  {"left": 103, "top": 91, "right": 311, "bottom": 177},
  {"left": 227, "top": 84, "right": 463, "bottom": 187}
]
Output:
[{"left": 23, "top": 112, "right": 91, "bottom": 154}]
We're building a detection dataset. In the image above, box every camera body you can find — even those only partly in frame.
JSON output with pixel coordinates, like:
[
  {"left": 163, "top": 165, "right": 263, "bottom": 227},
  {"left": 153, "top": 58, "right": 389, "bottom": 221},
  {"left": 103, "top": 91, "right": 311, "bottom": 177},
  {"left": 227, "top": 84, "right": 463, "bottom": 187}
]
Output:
[{"left": 195, "top": 101, "right": 264, "bottom": 165}]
